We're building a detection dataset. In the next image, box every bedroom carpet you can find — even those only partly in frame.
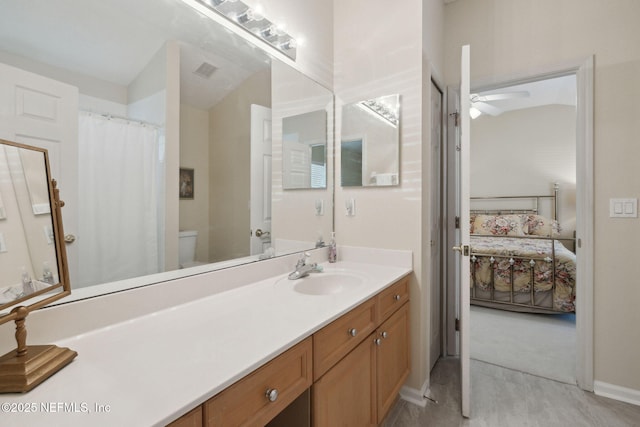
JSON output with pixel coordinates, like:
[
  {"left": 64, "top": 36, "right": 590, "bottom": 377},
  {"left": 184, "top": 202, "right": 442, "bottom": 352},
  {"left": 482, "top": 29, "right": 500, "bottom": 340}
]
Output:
[{"left": 470, "top": 305, "right": 576, "bottom": 384}]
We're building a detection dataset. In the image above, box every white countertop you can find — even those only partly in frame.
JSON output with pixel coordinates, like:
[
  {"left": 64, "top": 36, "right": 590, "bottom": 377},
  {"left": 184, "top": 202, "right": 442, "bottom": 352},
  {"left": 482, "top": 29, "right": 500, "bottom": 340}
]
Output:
[{"left": 1, "top": 260, "right": 411, "bottom": 426}]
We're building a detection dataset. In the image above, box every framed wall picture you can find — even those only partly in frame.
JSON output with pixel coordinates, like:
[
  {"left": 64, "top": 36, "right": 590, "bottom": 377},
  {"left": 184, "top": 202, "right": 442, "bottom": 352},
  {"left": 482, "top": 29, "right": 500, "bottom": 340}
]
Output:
[{"left": 179, "top": 168, "right": 194, "bottom": 200}]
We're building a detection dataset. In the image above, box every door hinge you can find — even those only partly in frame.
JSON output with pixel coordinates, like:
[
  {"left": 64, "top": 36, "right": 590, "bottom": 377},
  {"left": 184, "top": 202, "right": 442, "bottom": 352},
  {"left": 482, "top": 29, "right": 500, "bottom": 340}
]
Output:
[
  {"left": 455, "top": 216, "right": 460, "bottom": 229},
  {"left": 450, "top": 111, "right": 460, "bottom": 127},
  {"left": 455, "top": 318, "right": 460, "bottom": 331}
]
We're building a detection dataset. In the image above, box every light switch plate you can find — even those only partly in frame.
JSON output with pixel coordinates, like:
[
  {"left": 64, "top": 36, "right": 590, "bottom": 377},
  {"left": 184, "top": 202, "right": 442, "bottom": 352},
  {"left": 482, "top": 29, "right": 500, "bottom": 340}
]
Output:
[
  {"left": 0, "top": 232, "right": 6, "bottom": 253},
  {"left": 609, "top": 198, "right": 637, "bottom": 218}
]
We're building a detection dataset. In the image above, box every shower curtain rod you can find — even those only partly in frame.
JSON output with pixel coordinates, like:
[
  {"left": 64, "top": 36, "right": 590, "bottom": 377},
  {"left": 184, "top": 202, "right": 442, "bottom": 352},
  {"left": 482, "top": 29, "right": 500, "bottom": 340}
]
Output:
[{"left": 80, "top": 110, "right": 163, "bottom": 130}]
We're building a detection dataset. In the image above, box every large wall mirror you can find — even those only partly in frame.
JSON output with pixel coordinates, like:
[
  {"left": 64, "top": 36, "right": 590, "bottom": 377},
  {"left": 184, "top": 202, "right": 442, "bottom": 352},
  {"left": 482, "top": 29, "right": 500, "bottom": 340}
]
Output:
[
  {"left": 341, "top": 94, "right": 400, "bottom": 187},
  {"left": 0, "top": 0, "right": 334, "bottom": 302}
]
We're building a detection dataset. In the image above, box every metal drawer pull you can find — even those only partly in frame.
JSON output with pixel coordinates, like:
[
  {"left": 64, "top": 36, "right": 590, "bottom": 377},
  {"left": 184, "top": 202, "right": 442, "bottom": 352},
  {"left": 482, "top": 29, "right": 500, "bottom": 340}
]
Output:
[
  {"left": 374, "top": 338, "right": 382, "bottom": 346},
  {"left": 381, "top": 331, "right": 388, "bottom": 339},
  {"left": 265, "top": 388, "right": 279, "bottom": 402},
  {"left": 348, "top": 328, "right": 357, "bottom": 337},
  {"left": 393, "top": 294, "right": 401, "bottom": 301}
]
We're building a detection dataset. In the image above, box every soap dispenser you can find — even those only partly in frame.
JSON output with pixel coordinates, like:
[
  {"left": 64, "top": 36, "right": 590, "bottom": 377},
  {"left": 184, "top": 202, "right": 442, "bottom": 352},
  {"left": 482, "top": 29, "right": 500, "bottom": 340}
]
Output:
[{"left": 328, "top": 232, "right": 337, "bottom": 263}]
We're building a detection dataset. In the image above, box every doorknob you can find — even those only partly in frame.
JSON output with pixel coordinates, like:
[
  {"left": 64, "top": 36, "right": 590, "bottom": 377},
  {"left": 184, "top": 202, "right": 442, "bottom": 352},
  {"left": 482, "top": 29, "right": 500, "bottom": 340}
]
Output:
[
  {"left": 255, "top": 229, "right": 270, "bottom": 238},
  {"left": 452, "top": 245, "right": 470, "bottom": 256},
  {"left": 64, "top": 234, "right": 76, "bottom": 244}
]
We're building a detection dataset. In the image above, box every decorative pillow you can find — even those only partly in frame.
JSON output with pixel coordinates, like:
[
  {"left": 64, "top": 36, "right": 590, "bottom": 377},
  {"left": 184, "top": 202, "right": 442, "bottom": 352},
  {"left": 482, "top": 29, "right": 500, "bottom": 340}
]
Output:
[
  {"left": 472, "top": 214, "right": 526, "bottom": 236},
  {"left": 523, "top": 214, "right": 561, "bottom": 237}
]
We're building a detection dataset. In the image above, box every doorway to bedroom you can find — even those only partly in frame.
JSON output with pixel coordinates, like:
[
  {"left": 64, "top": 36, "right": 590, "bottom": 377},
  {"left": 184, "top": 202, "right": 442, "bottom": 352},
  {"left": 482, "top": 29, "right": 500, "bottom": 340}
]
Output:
[{"left": 468, "top": 73, "right": 578, "bottom": 384}]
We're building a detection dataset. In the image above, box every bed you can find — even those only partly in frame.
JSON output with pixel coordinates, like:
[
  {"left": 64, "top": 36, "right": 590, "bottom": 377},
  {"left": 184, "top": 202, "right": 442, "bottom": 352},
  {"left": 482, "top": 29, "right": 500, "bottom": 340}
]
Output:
[{"left": 469, "top": 187, "right": 576, "bottom": 313}]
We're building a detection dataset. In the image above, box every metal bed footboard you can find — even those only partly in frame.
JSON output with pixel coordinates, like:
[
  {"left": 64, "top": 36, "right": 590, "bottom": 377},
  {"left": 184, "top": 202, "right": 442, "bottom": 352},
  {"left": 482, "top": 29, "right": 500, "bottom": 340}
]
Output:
[{"left": 470, "top": 234, "right": 574, "bottom": 313}]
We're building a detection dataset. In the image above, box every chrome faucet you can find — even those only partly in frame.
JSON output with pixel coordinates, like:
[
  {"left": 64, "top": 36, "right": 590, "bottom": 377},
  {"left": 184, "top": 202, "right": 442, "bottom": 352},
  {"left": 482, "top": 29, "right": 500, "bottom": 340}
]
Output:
[{"left": 288, "top": 252, "right": 321, "bottom": 280}]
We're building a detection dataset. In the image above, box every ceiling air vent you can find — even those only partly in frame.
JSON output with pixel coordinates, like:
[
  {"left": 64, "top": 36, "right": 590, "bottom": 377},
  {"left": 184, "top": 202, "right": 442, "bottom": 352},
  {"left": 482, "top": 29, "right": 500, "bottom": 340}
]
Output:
[{"left": 193, "top": 61, "right": 218, "bottom": 79}]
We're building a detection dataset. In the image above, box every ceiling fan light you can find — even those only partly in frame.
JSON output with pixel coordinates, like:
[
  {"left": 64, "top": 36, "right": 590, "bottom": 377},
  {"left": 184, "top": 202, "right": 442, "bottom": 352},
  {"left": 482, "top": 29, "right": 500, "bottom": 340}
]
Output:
[{"left": 469, "top": 107, "right": 481, "bottom": 119}]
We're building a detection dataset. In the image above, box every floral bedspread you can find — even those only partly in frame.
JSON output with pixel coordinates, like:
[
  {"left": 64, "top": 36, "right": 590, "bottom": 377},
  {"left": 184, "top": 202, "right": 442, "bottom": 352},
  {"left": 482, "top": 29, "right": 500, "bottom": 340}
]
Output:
[{"left": 470, "top": 236, "right": 576, "bottom": 312}]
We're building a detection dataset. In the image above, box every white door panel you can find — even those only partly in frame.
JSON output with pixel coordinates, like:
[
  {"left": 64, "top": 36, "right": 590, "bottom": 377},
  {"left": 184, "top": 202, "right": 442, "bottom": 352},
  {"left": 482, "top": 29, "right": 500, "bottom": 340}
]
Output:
[
  {"left": 458, "top": 44, "right": 471, "bottom": 419},
  {"left": 0, "top": 62, "right": 79, "bottom": 284},
  {"left": 250, "top": 104, "right": 272, "bottom": 255}
]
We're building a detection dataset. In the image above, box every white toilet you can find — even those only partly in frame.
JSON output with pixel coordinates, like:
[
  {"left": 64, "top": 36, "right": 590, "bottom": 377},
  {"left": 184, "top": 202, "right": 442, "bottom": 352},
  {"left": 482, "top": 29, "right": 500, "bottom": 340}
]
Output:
[{"left": 178, "top": 230, "right": 202, "bottom": 268}]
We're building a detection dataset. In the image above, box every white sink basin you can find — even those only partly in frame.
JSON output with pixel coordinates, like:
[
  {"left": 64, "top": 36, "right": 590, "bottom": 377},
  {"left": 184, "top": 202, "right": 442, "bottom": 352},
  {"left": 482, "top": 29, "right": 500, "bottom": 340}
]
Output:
[{"left": 275, "top": 271, "right": 365, "bottom": 296}]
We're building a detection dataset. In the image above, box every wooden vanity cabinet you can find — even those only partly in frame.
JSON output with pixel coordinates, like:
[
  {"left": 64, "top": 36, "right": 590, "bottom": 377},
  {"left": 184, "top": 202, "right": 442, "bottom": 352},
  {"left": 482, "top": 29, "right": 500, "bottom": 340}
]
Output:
[
  {"left": 166, "top": 276, "right": 410, "bottom": 427},
  {"left": 312, "top": 277, "right": 410, "bottom": 426}
]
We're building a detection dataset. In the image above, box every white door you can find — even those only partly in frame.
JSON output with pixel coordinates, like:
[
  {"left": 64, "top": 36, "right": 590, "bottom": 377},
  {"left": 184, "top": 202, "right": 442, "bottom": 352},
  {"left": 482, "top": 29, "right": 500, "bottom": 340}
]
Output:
[
  {"left": 250, "top": 104, "right": 272, "bottom": 256},
  {"left": 0, "top": 62, "right": 79, "bottom": 284},
  {"left": 429, "top": 80, "right": 443, "bottom": 370},
  {"left": 452, "top": 45, "right": 472, "bottom": 418}
]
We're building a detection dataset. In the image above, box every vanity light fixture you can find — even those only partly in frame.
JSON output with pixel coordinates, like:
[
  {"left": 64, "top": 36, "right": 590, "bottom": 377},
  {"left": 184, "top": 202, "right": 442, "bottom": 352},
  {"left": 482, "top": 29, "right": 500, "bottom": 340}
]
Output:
[
  {"left": 191, "top": 0, "right": 297, "bottom": 60},
  {"left": 358, "top": 99, "right": 399, "bottom": 127}
]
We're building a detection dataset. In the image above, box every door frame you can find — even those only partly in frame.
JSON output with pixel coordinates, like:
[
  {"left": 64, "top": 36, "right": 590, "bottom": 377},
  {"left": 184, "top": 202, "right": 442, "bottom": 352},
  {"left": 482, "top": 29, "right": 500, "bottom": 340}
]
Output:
[{"left": 444, "top": 56, "right": 594, "bottom": 391}]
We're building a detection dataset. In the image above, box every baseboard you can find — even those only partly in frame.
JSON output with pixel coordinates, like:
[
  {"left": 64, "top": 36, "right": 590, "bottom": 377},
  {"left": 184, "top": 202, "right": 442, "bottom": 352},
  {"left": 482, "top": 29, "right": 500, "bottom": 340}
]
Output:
[
  {"left": 594, "top": 381, "right": 640, "bottom": 407},
  {"left": 399, "top": 378, "right": 430, "bottom": 408}
]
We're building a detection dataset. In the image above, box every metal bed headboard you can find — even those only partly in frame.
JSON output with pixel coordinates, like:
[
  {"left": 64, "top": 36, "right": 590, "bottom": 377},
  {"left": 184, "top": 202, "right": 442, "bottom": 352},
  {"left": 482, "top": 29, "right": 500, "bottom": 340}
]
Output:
[{"left": 470, "top": 183, "right": 559, "bottom": 221}]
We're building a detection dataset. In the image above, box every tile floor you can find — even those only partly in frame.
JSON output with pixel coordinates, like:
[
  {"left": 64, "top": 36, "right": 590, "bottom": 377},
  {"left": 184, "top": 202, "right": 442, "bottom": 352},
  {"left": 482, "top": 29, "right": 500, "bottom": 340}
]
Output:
[{"left": 383, "top": 358, "right": 640, "bottom": 427}]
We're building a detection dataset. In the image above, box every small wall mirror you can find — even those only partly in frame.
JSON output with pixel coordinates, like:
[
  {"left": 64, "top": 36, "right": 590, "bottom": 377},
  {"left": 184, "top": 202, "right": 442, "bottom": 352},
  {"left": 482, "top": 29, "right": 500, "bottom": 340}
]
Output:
[
  {"left": 341, "top": 94, "right": 400, "bottom": 187},
  {"left": 0, "top": 138, "right": 76, "bottom": 393},
  {"left": 282, "top": 110, "right": 328, "bottom": 190}
]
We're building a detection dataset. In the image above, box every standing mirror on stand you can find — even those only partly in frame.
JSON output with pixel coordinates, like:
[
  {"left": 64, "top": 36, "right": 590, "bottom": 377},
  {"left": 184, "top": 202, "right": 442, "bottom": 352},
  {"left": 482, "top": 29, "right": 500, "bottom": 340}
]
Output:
[{"left": 0, "top": 138, "right": 76, "bottom": 393}]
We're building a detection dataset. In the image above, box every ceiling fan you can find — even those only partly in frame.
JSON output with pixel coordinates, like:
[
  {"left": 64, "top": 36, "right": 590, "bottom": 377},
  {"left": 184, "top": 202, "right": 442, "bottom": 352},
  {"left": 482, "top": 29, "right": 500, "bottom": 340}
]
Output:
[{"left": 469, "top": 90, "right": 529, "bottom": 118}]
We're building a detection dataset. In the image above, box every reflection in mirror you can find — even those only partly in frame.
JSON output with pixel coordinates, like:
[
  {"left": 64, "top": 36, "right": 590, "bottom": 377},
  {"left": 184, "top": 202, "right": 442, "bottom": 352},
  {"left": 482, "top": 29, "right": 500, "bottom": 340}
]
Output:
[
  {"left": 341, "top": 94, "right": 400, "bottom": 187},
  {"left": 282, "top": 110, "right": 327, "bottom": 190},
  {"left": 0, "top": 0, "right": 333, "bottom": 302},
  {"left": 0, "top": 140, "right": 62, "bottom": 311}
]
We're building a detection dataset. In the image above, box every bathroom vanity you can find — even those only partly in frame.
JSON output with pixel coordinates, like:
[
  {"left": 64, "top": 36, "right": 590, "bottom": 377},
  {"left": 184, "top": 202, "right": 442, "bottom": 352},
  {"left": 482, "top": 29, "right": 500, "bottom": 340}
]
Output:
[{"left": 1, "top": 253, "right": 412, "bottom": 427}]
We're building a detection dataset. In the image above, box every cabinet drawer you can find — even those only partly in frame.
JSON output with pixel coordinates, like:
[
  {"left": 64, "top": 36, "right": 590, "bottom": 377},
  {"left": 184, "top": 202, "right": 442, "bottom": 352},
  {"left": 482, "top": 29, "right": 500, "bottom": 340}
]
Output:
[
  {"left": 204, "top": 337, "right": 312, "bottom": 427},
  {"left": 166, "top": 406, "right": 202, "bottom": 427},
  {"left": 313, "top": 297, "right": 377, "bottom": 381},
  {"left": 377, "top": 276, "right": 409, "bottom": 321}
]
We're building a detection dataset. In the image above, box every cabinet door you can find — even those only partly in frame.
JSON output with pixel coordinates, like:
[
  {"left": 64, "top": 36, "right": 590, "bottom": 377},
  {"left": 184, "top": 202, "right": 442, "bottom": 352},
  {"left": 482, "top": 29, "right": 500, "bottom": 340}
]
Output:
[
  {"left": 377, "top": 303, "right": 410, "bottom": 423},
  {"left": 312, "top": 334, "right": 377, "bottom": 427}
]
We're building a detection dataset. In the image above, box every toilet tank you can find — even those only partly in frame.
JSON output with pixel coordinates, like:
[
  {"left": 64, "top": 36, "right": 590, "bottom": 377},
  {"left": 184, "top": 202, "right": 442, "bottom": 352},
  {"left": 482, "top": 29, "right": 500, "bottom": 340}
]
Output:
[{"left": 178, "top": 230, "right": 198, "bottom": 266}]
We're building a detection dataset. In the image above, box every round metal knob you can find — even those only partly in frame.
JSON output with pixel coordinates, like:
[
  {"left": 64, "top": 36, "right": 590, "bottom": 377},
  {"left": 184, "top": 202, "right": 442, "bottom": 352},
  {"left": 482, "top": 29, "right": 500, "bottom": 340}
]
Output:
[
  {"left": 265, "top": 388, "right": 278, "bottom": 402},
  {"left": 64, "top": 234, "right": 76, "bottom": 244},
  {"left": 393, "top": 294, "right": 401, "bottom": 301},
  {"left": 348, "top": 328, "right": 357, "bottom": 337},
  {"left": 381, "top": 331, "right": 388, "bottom": 339},
  {"left": 374, "top": 338, "right": 382, "bottom": 346}
]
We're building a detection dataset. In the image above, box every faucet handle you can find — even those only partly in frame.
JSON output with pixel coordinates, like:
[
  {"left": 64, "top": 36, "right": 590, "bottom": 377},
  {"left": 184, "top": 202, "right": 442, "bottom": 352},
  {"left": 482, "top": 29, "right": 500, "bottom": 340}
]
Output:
[{"left": 296, "top": 252, "right": 310, "bottom": 267}]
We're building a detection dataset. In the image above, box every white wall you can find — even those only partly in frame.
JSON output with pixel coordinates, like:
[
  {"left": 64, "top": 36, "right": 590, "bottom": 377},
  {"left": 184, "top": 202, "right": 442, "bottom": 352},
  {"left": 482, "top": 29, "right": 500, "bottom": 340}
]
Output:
[
  {"left": 179, "top": 104, "right": 210, "bottom": 264},
  {"left": 471, "top": 104, "right": 577, "bottom": 241},
  {"left": 445, "top": 0, "right": 640, "bottom": 393},
  {"left": 334, "top": 0, "right": 427, "bottom": 391}
]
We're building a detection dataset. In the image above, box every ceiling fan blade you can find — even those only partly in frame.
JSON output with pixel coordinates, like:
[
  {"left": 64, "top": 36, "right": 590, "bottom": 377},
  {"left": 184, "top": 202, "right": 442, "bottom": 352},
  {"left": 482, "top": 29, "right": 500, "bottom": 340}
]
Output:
[
  {"left": 476, "top": 90, "right": 530, "bottom": 102},
  {"left": 472, "top": 101, "right": 503, "bottom": 116}
]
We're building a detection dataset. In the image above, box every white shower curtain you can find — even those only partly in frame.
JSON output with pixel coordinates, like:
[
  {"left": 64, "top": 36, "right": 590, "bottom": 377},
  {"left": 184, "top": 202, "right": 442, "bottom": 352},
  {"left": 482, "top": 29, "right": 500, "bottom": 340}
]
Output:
[{"left": 78, "top": 112, "right": 162, "bottom": 287}]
